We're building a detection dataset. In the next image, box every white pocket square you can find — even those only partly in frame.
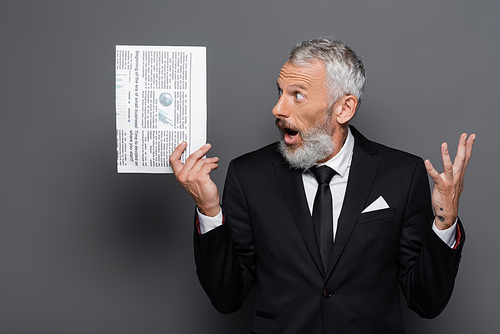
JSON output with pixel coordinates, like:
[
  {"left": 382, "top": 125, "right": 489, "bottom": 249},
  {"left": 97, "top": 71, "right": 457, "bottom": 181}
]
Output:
[{"left": 362, "top": 196, "right": 390, "bottom": 213}]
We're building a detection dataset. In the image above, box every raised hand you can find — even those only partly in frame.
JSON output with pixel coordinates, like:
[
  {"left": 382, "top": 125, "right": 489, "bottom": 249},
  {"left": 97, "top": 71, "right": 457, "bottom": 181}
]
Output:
[
  {"left": 169, "top": 142, "right": 221, "bottom": 217},
  {"left": 425, "top": 133, "right": 475, "bottom": 230}
]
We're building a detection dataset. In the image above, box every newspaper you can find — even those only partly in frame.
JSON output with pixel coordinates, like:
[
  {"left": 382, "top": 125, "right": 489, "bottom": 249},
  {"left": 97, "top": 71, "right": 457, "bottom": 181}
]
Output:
[{"left": 115, "top": 45, "right": 206, "bottom": 173}]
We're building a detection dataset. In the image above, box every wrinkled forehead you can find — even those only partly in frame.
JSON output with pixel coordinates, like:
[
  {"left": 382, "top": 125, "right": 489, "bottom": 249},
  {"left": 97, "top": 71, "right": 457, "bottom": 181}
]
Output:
[{"left": 277, "top": 60, "right": 326, "bottom": 88}]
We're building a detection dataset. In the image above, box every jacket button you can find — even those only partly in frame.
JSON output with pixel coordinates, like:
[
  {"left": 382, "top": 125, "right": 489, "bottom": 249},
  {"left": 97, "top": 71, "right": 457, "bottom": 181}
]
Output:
[{"left": 323, "top": 290, "right": 331, "bottom": 298}]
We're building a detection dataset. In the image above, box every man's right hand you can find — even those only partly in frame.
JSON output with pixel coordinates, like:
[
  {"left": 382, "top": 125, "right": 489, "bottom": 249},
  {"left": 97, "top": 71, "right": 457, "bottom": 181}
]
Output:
[{"left": 169, "top": 142, "right": 221, "bottom": 217}]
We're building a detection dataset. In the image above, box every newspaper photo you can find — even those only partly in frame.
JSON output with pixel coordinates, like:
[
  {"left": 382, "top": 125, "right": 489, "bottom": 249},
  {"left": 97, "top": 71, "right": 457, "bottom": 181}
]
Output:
[{"left": 115, "top": 45, "right": 206, "bottom": 173}]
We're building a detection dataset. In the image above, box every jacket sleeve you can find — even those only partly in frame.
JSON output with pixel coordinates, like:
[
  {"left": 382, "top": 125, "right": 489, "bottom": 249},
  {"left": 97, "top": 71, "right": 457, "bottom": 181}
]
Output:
[
  {"left": 398, "top": 158, "right": 465, "bottom": 318},
  {"left": 193, "top": 159, "right": 256, "bottom": 314}
]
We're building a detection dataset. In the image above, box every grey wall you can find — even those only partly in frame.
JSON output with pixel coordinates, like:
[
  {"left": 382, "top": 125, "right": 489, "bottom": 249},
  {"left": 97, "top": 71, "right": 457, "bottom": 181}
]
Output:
[{"left": 1, "top": 0, "right": 497, "bottom": 333}]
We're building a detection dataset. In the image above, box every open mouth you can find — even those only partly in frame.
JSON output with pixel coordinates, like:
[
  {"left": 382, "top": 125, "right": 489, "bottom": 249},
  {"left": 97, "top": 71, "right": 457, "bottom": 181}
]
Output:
[
  {"left": 276, "top": 119, "right": 299, "bottom": 137},
  {"left": 276, "top": 119, "right": 301, "bottom": 145},
  {"left": 284, "top": 127, "right": 299, "bottom": 138}
]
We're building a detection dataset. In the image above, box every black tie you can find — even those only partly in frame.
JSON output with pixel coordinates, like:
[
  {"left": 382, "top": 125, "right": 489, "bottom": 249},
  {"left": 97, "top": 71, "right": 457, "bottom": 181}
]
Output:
[{"left": 310, "top": 165, "right": 336, "bottom": 272}]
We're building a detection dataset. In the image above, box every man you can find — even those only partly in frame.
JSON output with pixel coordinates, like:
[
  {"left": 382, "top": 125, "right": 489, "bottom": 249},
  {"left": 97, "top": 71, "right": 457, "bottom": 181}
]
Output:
[{"left": 170, "top": 38, "right": 475, "bottom": 333}]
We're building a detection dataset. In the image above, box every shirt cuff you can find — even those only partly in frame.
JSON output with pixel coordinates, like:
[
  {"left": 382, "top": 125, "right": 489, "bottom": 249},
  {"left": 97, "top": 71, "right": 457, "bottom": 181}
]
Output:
[
  {"left": 432, "top": 218, "right": 458, "bottom": 248},
  {"left": 196, "top": 207, "right": 223, "bottom": 234}
]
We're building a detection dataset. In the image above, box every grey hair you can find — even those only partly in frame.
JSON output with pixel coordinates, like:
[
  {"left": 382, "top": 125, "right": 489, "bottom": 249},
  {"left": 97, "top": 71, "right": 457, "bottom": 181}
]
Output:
[{"left": 289, "top": 38, "right": 366, "bottom": 112}]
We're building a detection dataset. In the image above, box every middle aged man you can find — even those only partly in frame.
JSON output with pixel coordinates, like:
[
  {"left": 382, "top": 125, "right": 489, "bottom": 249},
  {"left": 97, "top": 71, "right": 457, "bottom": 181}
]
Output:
[{"left": 170, "top": 38, "right": 475, "bottom": 333}]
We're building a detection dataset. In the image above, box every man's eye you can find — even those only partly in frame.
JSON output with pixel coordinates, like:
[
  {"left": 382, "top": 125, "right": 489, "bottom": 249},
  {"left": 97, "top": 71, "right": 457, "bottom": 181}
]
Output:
[
  {"left": 278, "top": 89, "right": 283, "bottom": 97},
  {"left": 296, "top": 92, "right": 304, "bottom": 100}
]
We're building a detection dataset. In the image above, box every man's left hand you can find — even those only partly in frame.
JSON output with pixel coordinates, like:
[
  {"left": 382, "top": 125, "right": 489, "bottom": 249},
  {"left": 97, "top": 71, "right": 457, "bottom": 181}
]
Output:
[{"left": 425, "top": 133, "right": 475, "bottom": 230}]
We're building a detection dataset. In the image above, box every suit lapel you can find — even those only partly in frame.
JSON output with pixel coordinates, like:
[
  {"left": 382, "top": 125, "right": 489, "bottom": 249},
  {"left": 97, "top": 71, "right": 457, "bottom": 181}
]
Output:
[
  {"left": 325, "top": 126, "right": 380, "bottom": 279},
  {"left": 272, "top": 158, "right": 325, "bottom": 275}
]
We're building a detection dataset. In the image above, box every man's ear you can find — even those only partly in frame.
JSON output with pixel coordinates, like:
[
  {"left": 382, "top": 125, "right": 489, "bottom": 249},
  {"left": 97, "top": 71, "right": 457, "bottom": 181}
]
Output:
[{"left": 334, "top": 95, "right": 358, "bottom": 125}]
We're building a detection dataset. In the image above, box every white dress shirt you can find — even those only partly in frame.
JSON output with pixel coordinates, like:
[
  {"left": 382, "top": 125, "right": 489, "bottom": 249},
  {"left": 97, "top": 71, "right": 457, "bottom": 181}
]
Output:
[
  {"left": 301, "top": 127, "right": 354, "bottom": 241},
  {"left": 198, "top": 127, "right": 457, "bottom": 247}
]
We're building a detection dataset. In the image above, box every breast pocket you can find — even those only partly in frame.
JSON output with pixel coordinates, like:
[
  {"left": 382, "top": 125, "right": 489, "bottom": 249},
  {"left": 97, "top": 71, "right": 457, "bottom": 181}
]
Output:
[
  {"left": 251, "top": 311, "right": 274, "bottom": 334},
  {"left": 358, "top": 207, "right": 396, "bottom": 224}
]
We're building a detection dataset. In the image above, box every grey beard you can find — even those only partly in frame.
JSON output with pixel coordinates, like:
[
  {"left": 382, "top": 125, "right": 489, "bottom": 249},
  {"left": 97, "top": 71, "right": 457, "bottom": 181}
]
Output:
[{"left": 278, "top": 126, "right": 334, "bottom": 170}]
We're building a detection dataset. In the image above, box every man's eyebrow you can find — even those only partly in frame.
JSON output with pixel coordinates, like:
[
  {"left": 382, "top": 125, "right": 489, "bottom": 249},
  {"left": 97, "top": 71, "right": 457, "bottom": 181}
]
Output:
[
  {"left": 276, "top": 80, "right": 308, "bottom": 91},
  {"left": 288, "top": 84, "right": 307, "bottom": 90}
]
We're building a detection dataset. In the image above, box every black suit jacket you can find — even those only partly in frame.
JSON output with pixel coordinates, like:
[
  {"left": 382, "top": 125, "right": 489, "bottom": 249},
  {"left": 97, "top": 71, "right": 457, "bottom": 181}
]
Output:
[{"left": 194, "top": 126, "right": 464, "bottom": 334}]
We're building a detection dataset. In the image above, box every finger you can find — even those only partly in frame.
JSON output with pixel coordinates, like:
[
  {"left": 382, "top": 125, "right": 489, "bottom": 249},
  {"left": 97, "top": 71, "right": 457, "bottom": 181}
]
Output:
[
  {"left": 452, "top": 133, "right": 467, "bottom": 170},
  {"left": 457, "top": 133, "right": 476, "bottom": 182},
  {"left": 440, "top": 142, "right": 453, "bottom": 181},
  {"left": 182, "top": 143, "right": 213, "bottom": 172},
  {"left": 190, "top": 156, "right": 220, "bottom": 175},
  {"left": 463, "top": 134, "right": 476, "bottom": 170},
  {"left": 452, "top": 133, "right": 468, "bottom": 180},
  {"left": 199, "top": 160, "right": 219, "bottom": 175},
  {"left": 425, "top": 159, "right": 441, "bottom": 183},
  {"left": 169, "top": 141, "right": 187, "bottom": 175}
]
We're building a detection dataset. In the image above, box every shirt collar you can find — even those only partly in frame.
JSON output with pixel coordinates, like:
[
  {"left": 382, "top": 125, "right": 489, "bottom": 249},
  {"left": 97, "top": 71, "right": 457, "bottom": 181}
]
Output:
[{"left": 313, "top": 127, "right": 354, "bottom": 177}]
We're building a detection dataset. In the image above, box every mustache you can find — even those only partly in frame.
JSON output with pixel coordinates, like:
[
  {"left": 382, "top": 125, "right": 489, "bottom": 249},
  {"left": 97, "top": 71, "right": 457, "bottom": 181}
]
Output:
[{"left": 275, "top": 119, "right": 300, "bottom": 134}]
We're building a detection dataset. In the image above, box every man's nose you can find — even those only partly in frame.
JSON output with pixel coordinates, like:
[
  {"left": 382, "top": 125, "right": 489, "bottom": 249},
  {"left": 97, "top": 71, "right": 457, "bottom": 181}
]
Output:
[{"left": 272, "top": 96, "right": 289, "bottom": 119}]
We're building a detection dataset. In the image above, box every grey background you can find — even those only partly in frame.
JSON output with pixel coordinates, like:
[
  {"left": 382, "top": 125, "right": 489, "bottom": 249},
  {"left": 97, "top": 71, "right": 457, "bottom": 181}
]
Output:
[{"left": 0, "top": 0, "right": 497, "bottom": 333}]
